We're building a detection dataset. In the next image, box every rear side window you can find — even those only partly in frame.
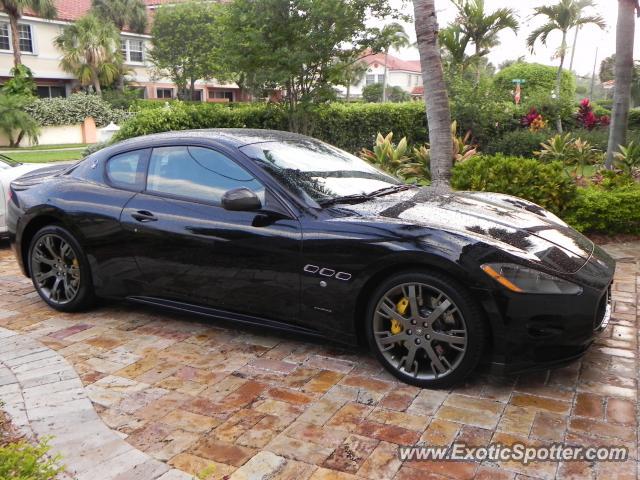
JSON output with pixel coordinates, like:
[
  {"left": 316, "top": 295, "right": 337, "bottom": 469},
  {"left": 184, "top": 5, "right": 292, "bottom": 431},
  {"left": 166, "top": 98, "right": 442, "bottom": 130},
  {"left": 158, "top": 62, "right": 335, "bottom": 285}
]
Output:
[
  {"left": 106, "top": 150, "right": 147, "bottom": 189},
  {"left": 146, "top": 146, "right": 265, "bottom": 205}
]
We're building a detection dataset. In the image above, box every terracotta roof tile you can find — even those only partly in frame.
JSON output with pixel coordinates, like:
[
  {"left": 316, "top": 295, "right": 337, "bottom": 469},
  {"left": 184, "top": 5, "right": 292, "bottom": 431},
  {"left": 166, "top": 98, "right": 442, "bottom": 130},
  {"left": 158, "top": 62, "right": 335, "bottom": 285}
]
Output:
[{"left": 361, "top": 52, "right": 422, "bottom": 73}]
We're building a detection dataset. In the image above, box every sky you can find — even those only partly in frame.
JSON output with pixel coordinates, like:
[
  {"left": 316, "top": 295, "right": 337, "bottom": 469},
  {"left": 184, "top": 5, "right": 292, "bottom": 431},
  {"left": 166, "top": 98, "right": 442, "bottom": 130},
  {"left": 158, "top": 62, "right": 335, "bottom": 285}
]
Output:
[{"left": 384, "top": 0, "right": 629, "bottom": 79}]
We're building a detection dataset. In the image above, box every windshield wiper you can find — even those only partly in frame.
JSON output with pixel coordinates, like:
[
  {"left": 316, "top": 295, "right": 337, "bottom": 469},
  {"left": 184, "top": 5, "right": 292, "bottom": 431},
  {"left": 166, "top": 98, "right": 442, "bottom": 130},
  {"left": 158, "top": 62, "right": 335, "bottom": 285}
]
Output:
[{"left": 318, "top": 184, "right": 416, "bottom": 207}]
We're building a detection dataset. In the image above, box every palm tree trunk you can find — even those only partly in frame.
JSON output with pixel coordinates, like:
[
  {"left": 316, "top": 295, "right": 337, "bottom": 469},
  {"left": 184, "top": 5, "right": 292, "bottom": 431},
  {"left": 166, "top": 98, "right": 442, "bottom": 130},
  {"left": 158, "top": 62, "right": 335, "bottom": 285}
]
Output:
[
  {"left": 475, "top": 43, "right": 481, "bottom": 85},
  {"left": 413, "top": 0, "right": 453, "bottom": 190},
  {"left": 383, "top": 48, "right": 389, "bottom": 103},
  {"left": 9, "top": 14, "right": 22, "bottom": 67},
  {"left": 346, "top": 83, "right": 351, "bottom": 102},
  {"left": 555, "top": 31, "right": 568, "bottom": 133},
  {"left": 606, "top": 0, "right": 637, "bottom": 168},
  {"left": 93, "top": 76, "right": 102, "bottom": 95}
]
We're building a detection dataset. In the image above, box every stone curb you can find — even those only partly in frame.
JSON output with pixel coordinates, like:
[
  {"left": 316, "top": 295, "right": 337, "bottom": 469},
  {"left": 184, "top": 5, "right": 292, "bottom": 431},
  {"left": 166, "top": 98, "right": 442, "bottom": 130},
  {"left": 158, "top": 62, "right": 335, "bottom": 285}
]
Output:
[{"left": 0, "top": 327, "right": 194, "bottom": 480}]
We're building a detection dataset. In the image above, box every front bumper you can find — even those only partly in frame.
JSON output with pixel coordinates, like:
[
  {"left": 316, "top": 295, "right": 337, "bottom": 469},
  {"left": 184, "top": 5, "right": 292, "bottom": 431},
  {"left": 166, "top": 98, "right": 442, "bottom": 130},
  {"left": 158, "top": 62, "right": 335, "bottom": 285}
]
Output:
[{"left": 479, "top": 244, "right": 615, "bottom": 374}]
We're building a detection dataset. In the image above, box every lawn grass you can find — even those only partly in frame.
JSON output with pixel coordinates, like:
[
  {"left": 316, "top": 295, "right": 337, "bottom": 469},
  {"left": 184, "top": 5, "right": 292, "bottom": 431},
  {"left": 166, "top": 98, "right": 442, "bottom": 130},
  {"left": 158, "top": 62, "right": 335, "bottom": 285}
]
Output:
[
  {"left": 0, "top": 143, "right": 88, "bottom": 152},
  {"left": 4, "top": 149, "right": 85, "bottom": 163}
]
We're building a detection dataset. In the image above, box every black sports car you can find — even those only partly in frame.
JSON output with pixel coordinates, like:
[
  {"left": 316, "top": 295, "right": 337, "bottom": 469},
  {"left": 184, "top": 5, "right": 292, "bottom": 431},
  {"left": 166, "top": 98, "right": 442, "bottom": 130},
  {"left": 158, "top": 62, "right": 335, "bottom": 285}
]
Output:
[{"left": 7, "top": 129, "right": 615, "bottom": 388}]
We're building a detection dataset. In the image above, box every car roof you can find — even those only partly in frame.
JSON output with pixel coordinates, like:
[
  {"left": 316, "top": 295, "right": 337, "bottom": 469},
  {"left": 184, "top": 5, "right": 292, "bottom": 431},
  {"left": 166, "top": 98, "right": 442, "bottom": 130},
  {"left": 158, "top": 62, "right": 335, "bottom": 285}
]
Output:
[{"left": 109, "top": 129, "right": 313, "bottom": 152}]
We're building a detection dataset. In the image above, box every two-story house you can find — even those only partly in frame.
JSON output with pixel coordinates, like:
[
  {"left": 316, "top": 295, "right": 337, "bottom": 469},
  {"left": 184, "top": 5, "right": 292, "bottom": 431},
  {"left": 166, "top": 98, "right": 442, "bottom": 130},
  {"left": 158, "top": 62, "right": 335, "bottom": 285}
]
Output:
[
  {"left": 0, "top": 0, "right": 243, "bottom": 101},
  {"left": 337, "top": 51, "right": 424, "bottom": 99}
]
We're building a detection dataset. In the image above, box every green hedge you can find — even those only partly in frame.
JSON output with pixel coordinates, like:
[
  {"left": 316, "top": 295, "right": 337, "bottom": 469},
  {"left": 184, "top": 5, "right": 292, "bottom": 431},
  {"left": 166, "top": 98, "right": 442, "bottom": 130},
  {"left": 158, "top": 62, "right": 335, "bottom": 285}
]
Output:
[
  {"left": 451, "top": 154, "right": 576, "bottom": 214},
  {"left": 564, "top": 186, "right": 640, "bottom": 234},
  {"left": 628, "top": 108, "right": 640, "bottom": 130},
  {"left": 493, "top": 63, "right": 576, "bottom": 103},
  {"left": 114, "top": 101, "right": 429, "bottom": 153},
  {"left": 484, "top": 129, "right": 551, "bottom": 157},
  {"left": 25, "top": 94, "right": 130, "bottom": 127}
]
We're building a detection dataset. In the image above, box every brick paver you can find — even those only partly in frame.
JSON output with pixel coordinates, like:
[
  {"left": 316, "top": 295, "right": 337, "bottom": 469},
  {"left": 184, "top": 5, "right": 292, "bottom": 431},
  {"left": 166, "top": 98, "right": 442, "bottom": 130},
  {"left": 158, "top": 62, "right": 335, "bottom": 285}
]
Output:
[{"left": 0, "top": 241, "right": 638, "bottom": 479}]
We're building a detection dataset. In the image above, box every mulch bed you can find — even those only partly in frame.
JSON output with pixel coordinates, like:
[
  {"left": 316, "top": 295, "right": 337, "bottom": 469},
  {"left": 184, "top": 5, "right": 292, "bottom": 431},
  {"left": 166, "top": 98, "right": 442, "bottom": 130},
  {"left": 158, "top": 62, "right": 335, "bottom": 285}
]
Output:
[{"left": 588, "top": 233, "right": 640, "bottom": 245}]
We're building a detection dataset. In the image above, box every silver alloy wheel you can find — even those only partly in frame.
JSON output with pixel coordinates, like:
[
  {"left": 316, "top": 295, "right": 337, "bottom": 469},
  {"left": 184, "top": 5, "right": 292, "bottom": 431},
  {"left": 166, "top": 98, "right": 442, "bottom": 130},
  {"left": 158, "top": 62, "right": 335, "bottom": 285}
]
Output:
[
  {"left": 373, "top": 282, "right": 468, "bottom": 380},
  {"left": 31, "top": 234, "right": 81, "bottom": 305}
]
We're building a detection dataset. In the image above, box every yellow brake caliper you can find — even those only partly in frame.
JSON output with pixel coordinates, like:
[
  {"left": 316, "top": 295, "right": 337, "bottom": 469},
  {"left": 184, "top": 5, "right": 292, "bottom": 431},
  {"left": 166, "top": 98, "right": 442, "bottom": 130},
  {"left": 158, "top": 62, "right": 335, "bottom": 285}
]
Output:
[{"left": 391, "top": 297, "right": 409, "bottom": 334}]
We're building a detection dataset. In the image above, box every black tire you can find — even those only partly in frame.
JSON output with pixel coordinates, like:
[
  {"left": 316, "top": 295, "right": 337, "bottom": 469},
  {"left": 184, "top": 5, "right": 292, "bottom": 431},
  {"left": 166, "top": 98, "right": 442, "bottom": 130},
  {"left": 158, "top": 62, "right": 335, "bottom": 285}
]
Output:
[
  {"left": 365, "top": 271, "right": 485, "bottom": 389},
  {"left": 28, "top": 225, "right": 95, "bottom": 312}
]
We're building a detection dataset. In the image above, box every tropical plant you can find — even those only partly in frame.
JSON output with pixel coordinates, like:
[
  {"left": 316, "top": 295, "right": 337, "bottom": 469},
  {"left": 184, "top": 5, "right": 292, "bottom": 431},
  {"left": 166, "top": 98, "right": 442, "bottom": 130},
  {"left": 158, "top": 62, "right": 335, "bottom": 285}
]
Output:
[
  {"left": 1, "top": 64, "right": 35, "bottom": 96},
  {"left": 413, "top": 0, "right": 453, "bottom": 189},
  {"left": 373, "top": 22, "right": 410, "bottom": 102},
  {"left": 451, "top": 0, "right": 519, "bottom": 83},
  {"left": 55, "top": 14, "right": 123, "bottom": 95},
  {"left": 0, "top": 0, "right": 56, "bottom": 67},
  {"left": 452, "top": 121, "right": 477, "bottom": 162},
  {"left": 571, "top": 138, "right": 601, "bottom": 176},
  {"left": 399, "top": 145, "right": 431, "bottom": 183},
  {"left": 387, "top": 86, "right": 411, "bottom": 103},
  {"left": 614, "top": 141, "right": 640, "bottom": 174},
  {"left": 535, "top": 133, "right": 576, "bottom": 163},
  {"left": 91, "top": 0, "right": 147, "bottom": 33},
  {"left": 0, "top": 94, "right": 40, "bottom": 147},
  {"left": 527, "top": 0, "right": 606, "bottom": 133},
  {"left": 606, "top": 0, "right": 640, "bottom": 168},
  {"left": 360, "top": 132, "right": 409, "bottom": 174}
]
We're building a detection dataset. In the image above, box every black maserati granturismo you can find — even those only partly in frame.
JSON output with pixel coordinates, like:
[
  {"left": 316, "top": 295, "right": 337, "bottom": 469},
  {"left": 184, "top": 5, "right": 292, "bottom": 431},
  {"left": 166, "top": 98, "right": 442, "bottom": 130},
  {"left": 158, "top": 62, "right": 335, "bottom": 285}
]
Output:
[{"left": 7, "top": 129, "right": 615, "bottom": 388}]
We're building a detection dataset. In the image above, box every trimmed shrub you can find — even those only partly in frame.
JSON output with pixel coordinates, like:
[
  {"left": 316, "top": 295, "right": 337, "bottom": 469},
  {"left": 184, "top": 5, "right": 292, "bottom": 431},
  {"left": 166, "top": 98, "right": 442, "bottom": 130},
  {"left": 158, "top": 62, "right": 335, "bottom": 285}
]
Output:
[
  {"left": 451, "top": 154, "right": 577, "bottom": 214},
  {"left": 25, "top": 94, "right": 130, "bottom": 127},
  {"left": 310, "top": 102, "right": 427, "bottom": 152},
  {"left": 114, "top": 102, "right": 289, "bottom": 141},
  {"left": 115, "top": 101, "right": 428, "bottom": 153},
  {"left": 564, "top": 186, "right": 640, "bottom": 234},
  {"left": 494, "top": 63, "right": 576, "bottom": 103},
  {"left": 484, "top": 129, "right": 551, "bottom": 157},
  {"left": 0, "top": 439, "right": 63, "bottom": 480}
]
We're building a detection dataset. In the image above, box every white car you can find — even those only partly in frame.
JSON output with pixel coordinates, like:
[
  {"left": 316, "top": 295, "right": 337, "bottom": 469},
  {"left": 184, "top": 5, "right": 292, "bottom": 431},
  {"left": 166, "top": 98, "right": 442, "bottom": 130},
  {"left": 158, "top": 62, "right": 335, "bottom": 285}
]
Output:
[{"left": 0, "top": 155, "right": 65, "bottom": 237}]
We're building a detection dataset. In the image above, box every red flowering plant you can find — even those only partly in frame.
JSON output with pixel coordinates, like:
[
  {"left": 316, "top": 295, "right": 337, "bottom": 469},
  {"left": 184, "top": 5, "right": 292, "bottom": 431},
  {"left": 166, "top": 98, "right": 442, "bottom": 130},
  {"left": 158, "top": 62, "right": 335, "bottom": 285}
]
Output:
[
  {"left": 521, "top": 107, "right": 548, "bottom": 132},
  {"left": 577, "top": 98, "right": 610, "bottom": 130}
]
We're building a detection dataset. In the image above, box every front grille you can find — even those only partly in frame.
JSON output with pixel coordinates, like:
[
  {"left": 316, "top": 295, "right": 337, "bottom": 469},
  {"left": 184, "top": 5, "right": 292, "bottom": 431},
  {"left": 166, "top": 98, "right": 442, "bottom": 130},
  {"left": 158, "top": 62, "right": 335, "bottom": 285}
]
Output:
[{"left": 594, "top": 285, "right": 611, "bottom": 331}]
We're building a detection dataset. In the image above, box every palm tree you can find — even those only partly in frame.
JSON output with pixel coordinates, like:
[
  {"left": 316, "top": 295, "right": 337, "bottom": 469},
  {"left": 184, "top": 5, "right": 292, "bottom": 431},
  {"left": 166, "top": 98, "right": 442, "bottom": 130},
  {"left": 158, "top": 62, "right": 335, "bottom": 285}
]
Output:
[
  {"left": 412, "top": 0, "right": 452, "bottom": 190},
  {"left": 375, "top": 23, "right": 410, "bottom": 103},
  {"left": 439, "top": 25, "right": 471, "bottom": 73},
  {"left": 528, "top": 0, "right": 606, "bottom": 132},
  {"left": 0, "top": 0, "right": 56, "bottom": 67},
  {"left": 452, "top": 0, "right": 518, "bottom": 83},
  {"left": 606, "top": 0, "right": 640, "bottom": 168},
  {"left": 55, "top": 14, "right": 123, "bottom": 95},
  {"left": 91, "top": 0, "right": 147, "bottom": 34},
  {"left": 0, "top": 94, "right": 39, "bottom": 147},
  {"left": 332, "top": 52, "right": 369, "bottom": 102}
]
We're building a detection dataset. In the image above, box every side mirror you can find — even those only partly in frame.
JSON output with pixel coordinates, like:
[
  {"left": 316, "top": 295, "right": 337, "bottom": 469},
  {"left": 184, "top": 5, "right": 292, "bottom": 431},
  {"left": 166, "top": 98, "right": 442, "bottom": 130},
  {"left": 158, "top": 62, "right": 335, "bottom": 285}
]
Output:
[{"left": 221, "top": 187, "right": 262, "bottom": 211}]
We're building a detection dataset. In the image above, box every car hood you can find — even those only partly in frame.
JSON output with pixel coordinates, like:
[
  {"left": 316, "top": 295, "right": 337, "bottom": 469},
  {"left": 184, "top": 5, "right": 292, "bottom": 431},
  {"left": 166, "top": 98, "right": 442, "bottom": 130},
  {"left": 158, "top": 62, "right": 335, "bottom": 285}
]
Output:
[{"left": 335, "top": 188, "right": 593, "bottom": 274}]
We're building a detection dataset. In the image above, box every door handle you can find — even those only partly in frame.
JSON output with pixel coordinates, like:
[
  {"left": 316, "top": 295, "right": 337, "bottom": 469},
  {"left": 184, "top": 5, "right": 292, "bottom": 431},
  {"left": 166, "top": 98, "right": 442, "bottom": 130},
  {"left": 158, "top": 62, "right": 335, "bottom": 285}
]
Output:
[{"left": 131, "top": 210, "right": 158, "bottom": 222}]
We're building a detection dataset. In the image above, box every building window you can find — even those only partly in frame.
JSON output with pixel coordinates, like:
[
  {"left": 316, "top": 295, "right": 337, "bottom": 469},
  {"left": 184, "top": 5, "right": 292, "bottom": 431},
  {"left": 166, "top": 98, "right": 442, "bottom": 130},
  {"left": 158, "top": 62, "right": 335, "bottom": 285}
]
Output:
[
  {"left": 377, "top": 74, "right": 385, "bottom": 84},
  {"left": 0, "top": 23, "right": 9, "bottom": 51},
  {"left": 18, "top": 24, "right": 33, "bottom": 53},
  {"left": 36, "top": 86, "right": 66, "bottom": 98},
  {"left": 0, "top": 22, "right": 34, "bottom": 53},
  {"left": 191, "top": 90, "right": 203, "bottom": 101},
  {"left": 156, "top": 88, "right": 173, "bottom": 99},
  {"left": 210, "top": 90, "right": 234, "bottom": 101},
  {"left": 365, "top": 74, "right": 375, "bottom": 86},
  {"left": 121, "top": 38, "right": 144, "bottom": 63}
]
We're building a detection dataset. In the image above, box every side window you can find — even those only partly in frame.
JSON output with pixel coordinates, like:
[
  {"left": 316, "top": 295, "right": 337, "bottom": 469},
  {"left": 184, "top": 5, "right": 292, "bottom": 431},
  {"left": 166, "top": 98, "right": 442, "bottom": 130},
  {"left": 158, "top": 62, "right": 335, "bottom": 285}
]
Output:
[
  {"left": 106, "top": 149, "right": 147, "bottom": 189},
  {"left": 146, "top": 146, "right": 265, "bottom": 205}
]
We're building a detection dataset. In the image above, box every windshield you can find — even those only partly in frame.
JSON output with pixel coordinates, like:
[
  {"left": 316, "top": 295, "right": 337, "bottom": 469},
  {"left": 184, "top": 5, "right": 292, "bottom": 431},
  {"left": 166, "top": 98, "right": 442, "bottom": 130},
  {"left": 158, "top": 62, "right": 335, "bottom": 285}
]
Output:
[
  {"left": 239, "top": 139, "right": 401, "bottom": 206},
  {"left": 0, "top": 155, "right": 19, "bottom": 170}
]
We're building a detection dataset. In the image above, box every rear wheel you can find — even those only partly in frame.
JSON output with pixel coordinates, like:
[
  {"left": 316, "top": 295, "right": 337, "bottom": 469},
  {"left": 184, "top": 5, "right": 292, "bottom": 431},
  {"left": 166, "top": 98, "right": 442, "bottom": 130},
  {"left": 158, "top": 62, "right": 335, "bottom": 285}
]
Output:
[
  {"left": 28, "top": 225, "right": 95, "bottom": 312},
  {"left": 366, "top": 271, "right": 485, "bottom": 388}
]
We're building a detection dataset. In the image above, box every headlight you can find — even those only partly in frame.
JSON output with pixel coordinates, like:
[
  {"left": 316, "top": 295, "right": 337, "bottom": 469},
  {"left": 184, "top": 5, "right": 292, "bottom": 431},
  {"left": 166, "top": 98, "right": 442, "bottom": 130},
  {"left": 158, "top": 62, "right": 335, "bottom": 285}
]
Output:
[{"left": 481, "top": 263, "right": 583, "bottom": 295}]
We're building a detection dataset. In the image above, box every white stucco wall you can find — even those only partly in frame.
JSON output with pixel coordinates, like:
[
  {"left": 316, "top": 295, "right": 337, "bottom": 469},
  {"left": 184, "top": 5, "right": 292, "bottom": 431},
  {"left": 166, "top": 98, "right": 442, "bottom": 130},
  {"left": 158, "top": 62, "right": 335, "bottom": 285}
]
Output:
[{"left": 0, "top": 124, "right": 84, "bottom": 147}]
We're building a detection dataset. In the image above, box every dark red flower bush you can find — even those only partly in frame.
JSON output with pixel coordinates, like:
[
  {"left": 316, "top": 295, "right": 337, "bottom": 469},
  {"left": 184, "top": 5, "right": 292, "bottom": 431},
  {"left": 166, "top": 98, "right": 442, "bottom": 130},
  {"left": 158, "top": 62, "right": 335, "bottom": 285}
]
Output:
[{"left": 577, "top": 98, "right": 610, "bottom": 130}]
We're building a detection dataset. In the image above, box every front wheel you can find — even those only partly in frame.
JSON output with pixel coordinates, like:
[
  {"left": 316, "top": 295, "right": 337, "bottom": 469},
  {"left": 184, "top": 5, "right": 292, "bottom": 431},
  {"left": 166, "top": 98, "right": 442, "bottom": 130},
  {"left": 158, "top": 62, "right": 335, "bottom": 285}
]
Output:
[
  {"left": 366, "top": 271, "right": 485, "bottom": 389},
  {"left": 28, "top": 225, "right": 95, "bottom": 312}
]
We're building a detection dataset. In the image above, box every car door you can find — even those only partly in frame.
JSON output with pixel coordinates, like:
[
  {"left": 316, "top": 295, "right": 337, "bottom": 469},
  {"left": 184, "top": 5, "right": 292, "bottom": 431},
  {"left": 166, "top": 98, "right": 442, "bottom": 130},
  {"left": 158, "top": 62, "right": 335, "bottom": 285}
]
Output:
[{"left": 120, "top": 145, "right": 303, "bottom": 323}]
